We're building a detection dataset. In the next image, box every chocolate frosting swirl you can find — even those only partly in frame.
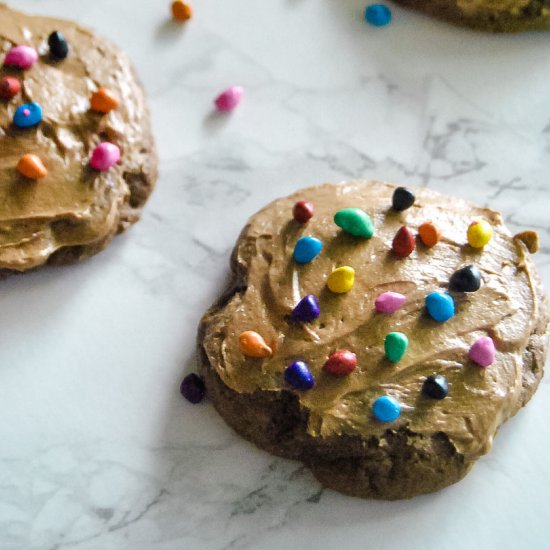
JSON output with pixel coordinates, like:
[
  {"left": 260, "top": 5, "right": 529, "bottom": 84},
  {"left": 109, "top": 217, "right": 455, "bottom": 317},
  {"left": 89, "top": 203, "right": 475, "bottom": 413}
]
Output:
[
  {"left": 202, "top": 180, "right": 546, "bottom": 462},
  {"left": 0, "top": 4, "right": 156, "bottom": 271}
]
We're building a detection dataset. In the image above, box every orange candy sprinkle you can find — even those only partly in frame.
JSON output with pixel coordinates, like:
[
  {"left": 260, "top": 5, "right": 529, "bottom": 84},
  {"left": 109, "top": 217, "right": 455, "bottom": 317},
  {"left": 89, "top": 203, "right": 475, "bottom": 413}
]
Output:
[
  {"left": 418, "top": 221, "right": 441, "bottom": 248},
  {"left": 91, "top": 87, "right": 119, "bottom": 113},
  {"left": 171, "top": 1, "right": 193, "bottom": 21},
  {"left": 239, "top": 331, "right": 272, "bottom": 358},
  {"left": 17, "top": 154, "right": 47, "bottom": 180}
]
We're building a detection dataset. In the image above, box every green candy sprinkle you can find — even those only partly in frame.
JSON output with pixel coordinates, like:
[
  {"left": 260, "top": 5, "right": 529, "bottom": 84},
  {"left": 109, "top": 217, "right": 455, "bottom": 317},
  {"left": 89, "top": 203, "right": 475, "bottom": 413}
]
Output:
[
  {"left": 384, "top": 332, "right": 408, "bottom": 363},
  {"left": 334, "top": 208, "right": 374, "bottom": 238}
]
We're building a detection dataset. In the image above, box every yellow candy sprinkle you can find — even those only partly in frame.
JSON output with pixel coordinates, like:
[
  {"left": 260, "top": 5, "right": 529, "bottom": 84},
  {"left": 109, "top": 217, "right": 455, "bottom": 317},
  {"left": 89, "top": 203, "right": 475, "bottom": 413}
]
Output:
[
  {"left": 467, "top": 219, "right": 492, "bottom": 248},
  {"left": 327, "top": 266, "right": 355, "bottom": 294}
]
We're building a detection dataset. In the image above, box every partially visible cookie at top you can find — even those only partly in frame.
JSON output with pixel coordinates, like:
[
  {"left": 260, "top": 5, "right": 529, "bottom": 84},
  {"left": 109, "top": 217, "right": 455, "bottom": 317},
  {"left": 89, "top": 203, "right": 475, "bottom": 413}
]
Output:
[
  {"left": 393, "top": 0, "right": 550, "bottom": 32},
  {"left": 198, "top": 179, "right": 549, "bottom": 500},
  {"left": 0, "top": 3, "right": 157, "bottom": 273}
]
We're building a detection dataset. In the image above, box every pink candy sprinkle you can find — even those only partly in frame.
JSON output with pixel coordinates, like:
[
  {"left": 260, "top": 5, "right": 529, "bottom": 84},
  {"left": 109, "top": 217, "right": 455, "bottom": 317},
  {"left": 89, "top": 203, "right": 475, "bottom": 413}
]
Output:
[
  {"left": 4, "top": 45, "right": 38, "bottom": 70},
  {"left": 375, "top": 291, "right": 406, "bottom": 314},
  {"left": 90, "top": 142, "right": 120, "bottom": 171},
  {"left": 214, "top": 86, "right": 243, "bottom": 112},
  {"left": 468, "top": 336, "right": 496, "bottom": 367}
]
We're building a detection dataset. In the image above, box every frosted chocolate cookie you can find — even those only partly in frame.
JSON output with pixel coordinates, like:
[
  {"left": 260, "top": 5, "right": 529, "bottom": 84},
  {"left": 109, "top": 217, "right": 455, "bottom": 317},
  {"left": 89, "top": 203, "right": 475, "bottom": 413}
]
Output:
[
  {"left": 393, "top": 0, "right": 550, "bottom": 32},
  {"left": 198, "top": 180, "right": 549, "bottom": 500},
  {"left": 0, "top": 4, "right": 157, "bottom": 273}
]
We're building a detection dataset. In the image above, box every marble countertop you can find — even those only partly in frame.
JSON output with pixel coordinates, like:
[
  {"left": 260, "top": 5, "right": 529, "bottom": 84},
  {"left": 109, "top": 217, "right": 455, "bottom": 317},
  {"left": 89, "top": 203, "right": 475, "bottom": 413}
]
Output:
[{"left": 2, "top": 1, "right": 550, "bottom": 549}]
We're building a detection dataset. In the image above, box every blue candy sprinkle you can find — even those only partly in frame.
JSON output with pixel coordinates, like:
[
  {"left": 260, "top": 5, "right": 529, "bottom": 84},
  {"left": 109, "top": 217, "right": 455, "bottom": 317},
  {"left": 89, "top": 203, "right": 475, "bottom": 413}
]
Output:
[
  {"left": 284, "top": 361, "right": 315, "bottom": 390},
  {"left": 372, "top": 395, "right": 401, "bottom": 422},
  {"left": 293, "top": 236, "right": 323, "bottom": 264},
  {"left": 425, "top": 292, "right": 455, "bottom": 322},
  {"left": 291, "top": 295, "right": 320, "bottom": 323},
  {"left": 13, "top": 102, "right": 43, "bottom": 128},
  {"left": 365, "top": 4, "right": 392, "bottom": 27}
]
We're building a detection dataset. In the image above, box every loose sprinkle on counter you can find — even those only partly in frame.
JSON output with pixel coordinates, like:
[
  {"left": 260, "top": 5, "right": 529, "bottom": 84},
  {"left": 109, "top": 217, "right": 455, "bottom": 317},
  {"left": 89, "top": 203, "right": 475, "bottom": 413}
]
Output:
[
  {"left": 214, "top": 86, "right": 243, "bottom": 112},
  {"left": 327, "top": 266, "right": 355, "bottom": 294},
  {"left": 17, "top": 154, "right": 47, "bottom": 180},
  {"left": 364, "top": 4, "right": 392, "bottom": 27},
  {"left": 284, "top": 361, "right": 314, "bottom": 390},
  {"left": 323, "top": 350, "right": 357, "bottom": 376},
  {"left": 375, "top": 291, "right": 406, "bottom": 314},
  {"left": 425, "top": 292, "right": 455, "bottom": 322},
  {"left": 180, "top": 373, "right": 205, "bottom": 404},
  {"left": 90, "top": 142, "right": 120, "bottom": 171},
  {"left": 172, "top": 0, "right": 193, "bottom": 21},
  {"left": 239, "top": 331, "right": 273, "bottom": 358},
  {"left": 373, "top": 395, "right": 401, "bottom": 422},
  {"left": 291, "top": 295, "right": 320, "bottom": 323},
  {"left": 293, "top": 236, "right": 322, "bottom": 264},
  {"left": 392, "top": 226, "right": 415, "bottom": 257},
  {"left": 469, "top": 336, "right": 495, "bottom": 367},
  {"left": 467, "top": 219, "right": 492, "bottom": 248},
  {"left": 293, "top": 200, "right": 314, "bottom": 224}
]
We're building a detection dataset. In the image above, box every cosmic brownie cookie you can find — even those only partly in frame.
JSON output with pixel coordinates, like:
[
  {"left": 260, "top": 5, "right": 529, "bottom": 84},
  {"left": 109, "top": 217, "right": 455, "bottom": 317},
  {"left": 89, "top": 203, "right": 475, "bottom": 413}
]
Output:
[
  {"left": 393, "top": 0, "right": 550, "bottom": 32},
  {"left": 0, "top": 4, "right": 157, "bottom": 273},
  {"left": 198, "top": 180, "right": 549, "bottom": 500}
]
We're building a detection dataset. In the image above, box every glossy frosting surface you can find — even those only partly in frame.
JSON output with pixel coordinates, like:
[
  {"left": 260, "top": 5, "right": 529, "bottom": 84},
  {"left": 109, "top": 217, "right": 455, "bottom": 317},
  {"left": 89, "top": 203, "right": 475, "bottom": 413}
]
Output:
[
  {"left": 203, "top": 180, "right": 540, "bottom": 460},
  {"left": 0, "top": 3, "right": 152, "bottom": 270}
]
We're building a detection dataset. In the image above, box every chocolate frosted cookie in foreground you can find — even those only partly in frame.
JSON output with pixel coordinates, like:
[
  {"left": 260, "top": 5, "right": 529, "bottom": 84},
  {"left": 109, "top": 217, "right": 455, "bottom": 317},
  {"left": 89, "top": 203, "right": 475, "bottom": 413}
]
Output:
[
  {"left": 0, "top": 4, "right": 157, "bottom": 273},
  {"left": 393, "top": 0, "right": 550, "bottom": 32},
  {"left": 198, "top": 180, "right": 549, "bottom": 500}
]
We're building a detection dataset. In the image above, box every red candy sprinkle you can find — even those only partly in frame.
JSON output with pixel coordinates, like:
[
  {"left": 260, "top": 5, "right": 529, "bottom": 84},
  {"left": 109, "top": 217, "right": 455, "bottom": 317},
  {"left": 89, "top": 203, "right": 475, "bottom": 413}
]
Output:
[
  {"left": 0, "top": 76, "right": 21, "bottom": 100},
  {"left": 392, "top": 226, "right": 415, "bottom": 258},
  {"left": 293, "top": 200, "right": 314, "bottom": 224},
  {"left": 323, "top": 350, "right": 357, "bottom": 376}
]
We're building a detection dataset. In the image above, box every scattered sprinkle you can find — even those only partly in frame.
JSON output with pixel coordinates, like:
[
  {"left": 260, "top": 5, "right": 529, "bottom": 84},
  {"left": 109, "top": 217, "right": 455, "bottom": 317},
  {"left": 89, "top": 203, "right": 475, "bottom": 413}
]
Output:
[
  {"left": 392, "top": 226, "right": 415, "bottom": 257},
  {"left": 0, "top": 76, "right": 21, "bottom": 100},
  {"left": 327, "top": 265, "right": 355, "bottom": 294},
  {"left": 239, "top": 331, "right": 272, "bottom": 358},
  {"left": 91, "top": 87, "right": 119, "bottom": 113},
  {"left": 384, "top": 332, "right": 408, "bottom": 363},
  {"left": 467, "top": 219, "right": 492, "bottom": 248},
  {"left": 16, "top": 154, "right": 47, "bottom": 180},
  {"left": 422, "top": 375, "right": 448, "bottom": 399},
  {"left": 418, "top": 221, "right": 441, "bottom": 248},
  {"left": 334, "top": 207, "right": 374, "bottom": 238},
  {"left": 449, "top": 265, "right": 481, "bottom": 293},
  {"left": 172, "top": 0, "right": 193, "bottom": 21},
  {"left": 323, "top": 350, "right": 357, "bottom": 376},
  {"left": 90, "top": 142, "right": 120, "bottom": 171},
  {"left": 373, "top": 395, "right": 401, "bottom": 422},
  {"left": 180, "top": 373, "right": 205, "bottom": 403},
  {"left": 4, "top": 45, "right": 38, "bottom": 69},
  {"left": 284, "top": 361, "right": 314, "bottom": 390},
  {"left": 291, "top": 295, "right": 320, "bottom": 323},
  {"left": 214, "top": 86, "right": 243, "bottom": 112},
  {"left": 13, "top": 102, "right": 42, "bottom": 128},
  {"left": 293, "top": 236, "right": 322, "bottom": 264},
  {"left": 48, "top": 31, "right": 69, "bottom": 60},
  {"left": 374, "top": 291, "right": 406, "bottom": 314},
  {"left": 425, "top": 292, "right": 455, "bottom": 322},
  {"left": 469, "top": 336, "right": 495, "bottom": 367},
  {"left": 293, "top": 200, "right": 314, "bottom": 224},
  {"left": 391, "top": 186, "right": 415, "bottom": 211},
  {"left": 364, "top": 4, "right": 392, "bottom": 27}
]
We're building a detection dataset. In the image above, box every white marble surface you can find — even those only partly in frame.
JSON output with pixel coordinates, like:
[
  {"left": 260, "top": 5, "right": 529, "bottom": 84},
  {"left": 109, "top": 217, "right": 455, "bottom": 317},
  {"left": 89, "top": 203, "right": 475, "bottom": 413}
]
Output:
[{"left": 1, "top": 1, "right": 550, "bottom": 548}]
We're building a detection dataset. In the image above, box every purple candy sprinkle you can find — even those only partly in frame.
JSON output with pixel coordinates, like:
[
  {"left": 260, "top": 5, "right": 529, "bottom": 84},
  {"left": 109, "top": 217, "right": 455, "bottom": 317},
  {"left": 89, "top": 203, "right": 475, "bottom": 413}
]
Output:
[
  {"left": 180, "top": 373, "right": 206, "bottom": 404},
  {"left": 291, "top": 294, "right": 320, "bottom": 323}
]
